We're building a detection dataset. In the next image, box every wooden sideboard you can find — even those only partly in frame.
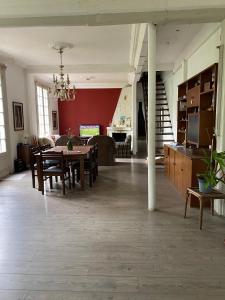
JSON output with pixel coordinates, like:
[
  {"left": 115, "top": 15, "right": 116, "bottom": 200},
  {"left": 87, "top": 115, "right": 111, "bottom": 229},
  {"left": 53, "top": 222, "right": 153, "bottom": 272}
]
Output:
[
  {"left": 164, "top": 144, "right": 209, "bottom": 207},
  {"left": 17, "top": 143, "right": 32, "bottom": 168}
]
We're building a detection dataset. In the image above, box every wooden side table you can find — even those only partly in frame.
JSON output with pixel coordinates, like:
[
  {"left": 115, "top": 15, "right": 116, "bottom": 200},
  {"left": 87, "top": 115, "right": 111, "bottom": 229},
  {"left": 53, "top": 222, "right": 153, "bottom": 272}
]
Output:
[{"left": 184, "top": 187, "right": 225, "bottom": 230}]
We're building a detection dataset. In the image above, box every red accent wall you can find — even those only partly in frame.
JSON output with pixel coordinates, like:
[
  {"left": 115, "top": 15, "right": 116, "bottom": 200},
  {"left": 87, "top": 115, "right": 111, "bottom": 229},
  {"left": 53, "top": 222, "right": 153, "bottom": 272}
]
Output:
[{"left": 58, "top": 88, "right": 121, "bottom": 135}]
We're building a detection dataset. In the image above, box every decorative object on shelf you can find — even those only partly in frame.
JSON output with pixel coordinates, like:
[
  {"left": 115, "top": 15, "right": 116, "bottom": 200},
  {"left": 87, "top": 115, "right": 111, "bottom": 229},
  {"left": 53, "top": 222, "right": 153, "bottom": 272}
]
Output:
[
  {"left": 12, "top": 101, "right": 24, "bottom": 131},
  {"left": 126, "top": 117, "right": 131, "bottom": 127},
  {"left": 204, "top": 82, "right": 211, "bottom": 92},
  {"left": 49, "top": 42, "right": 76, "bottom": 101},
  {"left": 52, "top": 111, "right": 58, "bottom": 130},
  {"left": 197, "top": 149, "right": 225, "bottom": 193},
  {"left": 119, "top": 116, "right": 126, "bottom": 126},
  {"left": 182, "top": 129, "right": 187, "bottom": 146},
  {"left": 66, "top": 128, "right": 73, "bottom": 151}
]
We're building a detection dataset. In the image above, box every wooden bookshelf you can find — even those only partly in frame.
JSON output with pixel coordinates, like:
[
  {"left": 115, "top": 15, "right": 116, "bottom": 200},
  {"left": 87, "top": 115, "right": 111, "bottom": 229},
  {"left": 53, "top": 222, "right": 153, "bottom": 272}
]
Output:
[{"left": 177, "top": 63, "right": 218, "bottom": 148}]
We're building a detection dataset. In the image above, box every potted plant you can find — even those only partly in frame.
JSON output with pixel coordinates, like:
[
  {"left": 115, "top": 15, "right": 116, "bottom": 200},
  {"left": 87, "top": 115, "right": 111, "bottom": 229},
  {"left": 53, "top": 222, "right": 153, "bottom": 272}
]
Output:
[{"left": 197, "top": 150, "right": 225, "bottom": 193}]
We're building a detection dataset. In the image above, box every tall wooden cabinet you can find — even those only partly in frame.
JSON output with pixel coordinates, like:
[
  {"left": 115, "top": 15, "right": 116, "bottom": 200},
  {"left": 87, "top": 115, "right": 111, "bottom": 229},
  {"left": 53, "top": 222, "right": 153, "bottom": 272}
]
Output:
[
  {"left": 165, "top": 63, "right": 218, "bottom": 207},
  {"left": 177, "top": 63, "right": 218, "bottom": 147}
]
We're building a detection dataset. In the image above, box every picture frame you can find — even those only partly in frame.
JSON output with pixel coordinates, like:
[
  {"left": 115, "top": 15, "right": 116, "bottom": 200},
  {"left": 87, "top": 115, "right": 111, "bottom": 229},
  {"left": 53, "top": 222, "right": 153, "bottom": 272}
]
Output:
[
  {"left": 12, "top": 101, "right": 24, "bottom": 131},
  {"left": 52, "top": 110, "right": 58, "bottom": 130}
]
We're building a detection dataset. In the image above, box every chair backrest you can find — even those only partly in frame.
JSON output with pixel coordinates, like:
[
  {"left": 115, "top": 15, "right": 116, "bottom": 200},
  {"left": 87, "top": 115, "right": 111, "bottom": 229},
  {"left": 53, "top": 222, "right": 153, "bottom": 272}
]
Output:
[
  {"left": 30, "top": 146, "right": 41, "bottom": 168},
  {"left": 55, "top": 135, "right": 69, "bottom": 146},
  {"left": 86, "top": 146, "right": 95, "bottom": 166},
  {"left": 87, "top": 135, "right": 115, "bottom": 166},
  {"left": 71, "top": 136, "right": 84, "bottom": 146},
  {"left": 55, "top": 135, "right": 84, "bottom": 146},
  {"left": 93, "top": 143, "right": 98, "bottom": 163},
  {"left": 40, "top": 151, "right": 64, "bottom": 170},
  {"left": 41, "top": 144, "right": 52, "bottom": 151}
]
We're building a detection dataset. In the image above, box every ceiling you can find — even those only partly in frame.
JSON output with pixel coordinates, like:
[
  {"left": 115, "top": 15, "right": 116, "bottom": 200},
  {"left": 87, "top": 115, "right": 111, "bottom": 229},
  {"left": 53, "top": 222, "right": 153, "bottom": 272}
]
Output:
[
  {"left": 156, "top": 24, "right": 204, "bottom": 65},
  {"left": 0, "top": 25, "right": 131, "bottom": 66},
  {"left": 0, "top": 23, "right": 208, "bottom": 86},
  {"left": 0, "top": 1, "right": 225, "bottom": 26}
]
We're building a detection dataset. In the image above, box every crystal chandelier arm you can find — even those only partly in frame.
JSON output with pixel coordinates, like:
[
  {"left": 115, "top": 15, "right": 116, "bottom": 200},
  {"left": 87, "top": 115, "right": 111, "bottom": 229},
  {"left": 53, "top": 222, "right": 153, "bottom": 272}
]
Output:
[{"left": 51, "top": 43, "right": 76, "bottom": 101}]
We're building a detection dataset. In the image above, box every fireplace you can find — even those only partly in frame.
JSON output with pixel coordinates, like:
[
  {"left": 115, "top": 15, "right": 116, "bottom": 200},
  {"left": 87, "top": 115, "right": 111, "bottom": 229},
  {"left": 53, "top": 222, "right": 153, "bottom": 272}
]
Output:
[{"left": 112, "top": 132, "right": 126, "bottom": 142}]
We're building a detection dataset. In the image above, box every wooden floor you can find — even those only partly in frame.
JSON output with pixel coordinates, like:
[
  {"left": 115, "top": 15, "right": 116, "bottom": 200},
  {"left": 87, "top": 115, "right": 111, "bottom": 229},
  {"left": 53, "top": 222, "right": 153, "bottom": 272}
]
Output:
[{"left": 0, "top": 159, "right": 225, "bottom": 299}]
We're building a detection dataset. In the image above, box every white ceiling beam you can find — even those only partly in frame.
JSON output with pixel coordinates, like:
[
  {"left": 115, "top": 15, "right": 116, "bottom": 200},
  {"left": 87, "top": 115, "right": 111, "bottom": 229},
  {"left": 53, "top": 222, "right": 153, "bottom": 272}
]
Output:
[
  {"left": 26, "top": 64, "right": 135, "bottom": 74},
  {"left": 142, "top": 63, "right": 174, "bottom": 72},
  {"left": 70, "top": 82, "right": 128, "bottom": 88},
  {"left": 0, "top": 9, "right": 225, "bottom": 27},
  {"left": 1, "top": 1, "right": 225, "bottom": 18}
]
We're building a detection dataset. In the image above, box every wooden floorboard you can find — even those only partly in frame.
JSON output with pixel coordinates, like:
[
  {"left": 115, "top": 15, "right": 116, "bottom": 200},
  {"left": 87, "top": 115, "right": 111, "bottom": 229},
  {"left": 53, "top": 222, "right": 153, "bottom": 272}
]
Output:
[{"left": 0, "top": 159, "right": 225, "bottom": 299}]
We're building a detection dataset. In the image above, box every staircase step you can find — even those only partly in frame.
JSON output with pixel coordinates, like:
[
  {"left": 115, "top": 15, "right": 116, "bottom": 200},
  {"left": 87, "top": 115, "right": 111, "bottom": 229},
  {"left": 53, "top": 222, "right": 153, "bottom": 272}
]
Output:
[
  {"left": 155, "top": 120, "right": 171, "bottom": 123},
  {"left": 156, "top": 114, "right": 170, "bottom": 117},
  {"left": 156, "top": 108, "right": 169, "bottom": 111},
  {"left": 156, "top": 132, "right": 173, "bottom": 135},
  {"left": 156, "top": 97, "right": 167, "bottom": 100},
  {"left": 156, "top": 139, "right": 174, "bottom": 142},
  {"left": 156, "top": 126, "right": 172, "bottom": 129},
  {"left": 156, "top": 103, "right": 168, "bottom": 106}
]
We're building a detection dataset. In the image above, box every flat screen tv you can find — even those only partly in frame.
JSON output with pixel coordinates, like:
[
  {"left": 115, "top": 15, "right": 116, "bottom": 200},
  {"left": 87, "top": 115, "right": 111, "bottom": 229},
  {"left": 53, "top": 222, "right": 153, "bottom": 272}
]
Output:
[
  {"left": 187, "top": 113, "right": 199, "bottom": 144},
  {"left": 80, "top": 125, "right": 100, "bottom": 137}
]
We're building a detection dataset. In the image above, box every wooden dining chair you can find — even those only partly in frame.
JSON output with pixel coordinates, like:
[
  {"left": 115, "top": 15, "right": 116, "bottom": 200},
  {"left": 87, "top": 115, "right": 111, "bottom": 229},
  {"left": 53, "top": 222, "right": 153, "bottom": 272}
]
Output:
[
  {"left": 93, "top": 143, "right": 98, "bottom": 177},
  {"left": 40, "top": 151, "right": 71, "bottom": 195},
  {"left": 71, "top": 147, "right": 96, "bottom": 188},
  {"left": 30, "top": 145, "right": 41, "bottom": 188}
]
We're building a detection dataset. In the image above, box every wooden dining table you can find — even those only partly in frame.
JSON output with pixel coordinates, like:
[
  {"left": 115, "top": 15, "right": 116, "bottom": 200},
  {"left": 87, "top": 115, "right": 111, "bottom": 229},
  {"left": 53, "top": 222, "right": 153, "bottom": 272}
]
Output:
[{"left": 35, "top": 145, "right": 93, "bottom": 192}]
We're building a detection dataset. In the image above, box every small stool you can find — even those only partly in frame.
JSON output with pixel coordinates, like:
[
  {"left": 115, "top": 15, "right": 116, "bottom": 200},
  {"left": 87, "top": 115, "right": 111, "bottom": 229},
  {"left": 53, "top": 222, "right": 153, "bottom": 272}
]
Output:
[{"left": 184, "top": 187, "right": 225, "bottom": 230}]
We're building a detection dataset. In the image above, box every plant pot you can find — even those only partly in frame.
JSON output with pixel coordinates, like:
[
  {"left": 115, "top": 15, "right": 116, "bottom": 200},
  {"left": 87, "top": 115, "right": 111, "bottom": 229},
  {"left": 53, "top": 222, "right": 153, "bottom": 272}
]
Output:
[
  {"left": 67, "top": 139, "right": 73, "bottom": 151},
  {"left": 198, "top": 178, "right": 212, "bottom": 193}
]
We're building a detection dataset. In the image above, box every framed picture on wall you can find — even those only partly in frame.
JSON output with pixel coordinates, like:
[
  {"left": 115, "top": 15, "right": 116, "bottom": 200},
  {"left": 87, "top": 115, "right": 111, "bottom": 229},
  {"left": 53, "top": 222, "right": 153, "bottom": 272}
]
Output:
[
  {"left": 12, "top": 101, "right": 24, "bottom": 131},
  {"left": 52, "top": 110, "right": 58, "bottom": 130}
]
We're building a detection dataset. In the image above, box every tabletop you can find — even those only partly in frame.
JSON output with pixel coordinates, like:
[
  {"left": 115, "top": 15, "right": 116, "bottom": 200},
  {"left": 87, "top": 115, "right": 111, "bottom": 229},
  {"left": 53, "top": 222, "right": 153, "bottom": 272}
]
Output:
[{"left": 43, "top": 145, "right": 93, "bottom": 156}]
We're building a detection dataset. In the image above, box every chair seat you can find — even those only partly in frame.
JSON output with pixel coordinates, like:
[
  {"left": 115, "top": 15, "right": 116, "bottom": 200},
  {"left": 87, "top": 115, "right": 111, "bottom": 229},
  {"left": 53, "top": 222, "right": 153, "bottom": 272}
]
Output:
[
  {"left": 44, "top": 166, "right": 69, "bottom": 174},
  {"left": 45, "top": 159, "right": 59, "bottom": 166}
]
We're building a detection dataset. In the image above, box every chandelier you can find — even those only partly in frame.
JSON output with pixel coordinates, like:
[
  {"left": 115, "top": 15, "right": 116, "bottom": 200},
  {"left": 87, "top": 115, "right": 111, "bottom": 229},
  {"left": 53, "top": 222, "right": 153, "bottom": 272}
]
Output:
[{"left": 51, "top": 42, "right": 76, "bottom": 101}]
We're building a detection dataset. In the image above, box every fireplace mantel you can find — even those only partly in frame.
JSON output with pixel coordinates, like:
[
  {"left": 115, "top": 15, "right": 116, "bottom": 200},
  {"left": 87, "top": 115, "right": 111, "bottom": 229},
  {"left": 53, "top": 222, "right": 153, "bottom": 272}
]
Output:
[{"left": 107, "top": 126, "right": 133, "bottom": 145}]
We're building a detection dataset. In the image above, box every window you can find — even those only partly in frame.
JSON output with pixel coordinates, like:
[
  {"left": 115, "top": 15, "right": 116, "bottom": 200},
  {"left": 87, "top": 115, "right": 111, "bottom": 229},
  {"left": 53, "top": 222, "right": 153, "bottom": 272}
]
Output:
[
  {"left": 36, "top": 85, "right": 50, "bottom": 136},
  {"left": 0, "top": 77, "right": 6, "bottom": 153}
]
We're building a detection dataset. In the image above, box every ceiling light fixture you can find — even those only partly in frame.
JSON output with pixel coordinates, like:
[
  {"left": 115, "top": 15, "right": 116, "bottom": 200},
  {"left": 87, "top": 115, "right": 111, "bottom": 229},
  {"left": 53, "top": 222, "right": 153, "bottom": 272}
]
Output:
[{"left": 50, "top": 42, "right": 76, "bottom": 101}]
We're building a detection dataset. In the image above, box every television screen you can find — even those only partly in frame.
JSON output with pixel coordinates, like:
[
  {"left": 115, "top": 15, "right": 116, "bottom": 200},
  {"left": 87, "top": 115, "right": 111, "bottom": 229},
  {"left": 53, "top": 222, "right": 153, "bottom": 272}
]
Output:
[
  {"left": 80, "top": 125, "right": 100, "bottom": 137},
  {"left": 187, "top": 114, "right": 199, "bottom": 144}
]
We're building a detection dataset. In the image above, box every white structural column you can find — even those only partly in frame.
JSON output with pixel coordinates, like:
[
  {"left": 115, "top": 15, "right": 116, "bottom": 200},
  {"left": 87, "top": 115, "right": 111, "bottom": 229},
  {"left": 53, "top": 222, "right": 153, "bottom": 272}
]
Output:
[
  {"left": 132, "top": 81, "right": 137, "bottom": 155},
  {"left": 147, "top": 24, "right": 156, "bottom": 211}
]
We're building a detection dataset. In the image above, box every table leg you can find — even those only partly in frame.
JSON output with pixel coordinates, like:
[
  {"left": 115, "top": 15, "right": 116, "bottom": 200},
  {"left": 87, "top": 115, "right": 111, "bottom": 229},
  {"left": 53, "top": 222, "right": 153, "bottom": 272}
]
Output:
[
  {"left": 36, "top": 156, "right": 43, "bottom": 192},
  {"left": 184, "top": 190, "right": 189, "bottom": 218},
  {"left": 199, "top": 198, "right": 203, "bottom": 230},
  {"left": 80, "top": 156, "right": 84, "bottom": 190},
  {"left": 211, "top": 198, "right": 214, "bottom": 216}
]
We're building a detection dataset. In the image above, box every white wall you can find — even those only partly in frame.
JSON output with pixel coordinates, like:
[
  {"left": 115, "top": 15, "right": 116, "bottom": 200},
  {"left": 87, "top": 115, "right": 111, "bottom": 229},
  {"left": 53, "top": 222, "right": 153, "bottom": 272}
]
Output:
[
  {"left": 163, "top": 24, "right": 221, "bottom": 142},
  {"left": 27, "top": 74, "right": 59, "bottom": 139},
  {"left": 0, "top": 57, "right": 29, "bottom": 176},
  {"left": 0, "top": 67, "right": 58, "bottom": 178},
  {"left": 112, "top": 86, "right": 132, "bottom": 127}
]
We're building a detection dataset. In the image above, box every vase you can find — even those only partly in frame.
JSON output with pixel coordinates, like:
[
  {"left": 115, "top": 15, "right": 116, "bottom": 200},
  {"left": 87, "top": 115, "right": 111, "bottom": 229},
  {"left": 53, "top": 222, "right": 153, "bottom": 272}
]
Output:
[
  {"left": 67, "top": 138, "right": 73, "bottom": 151},
  {"left": 198, "top": 178, "right": 212, "bottom": 193}
]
